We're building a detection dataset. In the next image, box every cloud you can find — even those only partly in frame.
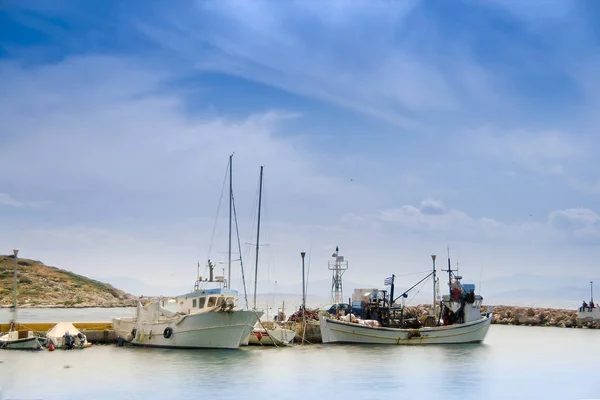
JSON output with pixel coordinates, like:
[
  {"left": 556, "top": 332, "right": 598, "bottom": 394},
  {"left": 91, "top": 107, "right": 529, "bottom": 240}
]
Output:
[
  {"left": 131, "top": 0, "right": 517, "bottom": 129},
  {"left": 0, "top": 193, "right": 50, "bottom": 208},
  {"left": 419, "top": 199, "right": 447, "bottom": 215},
  {"left": 549, "top": 208, "right": 600, "bottom": 235},
  {"left": 469, "top": 127, "right": 586, "bottom": 175},
  {"left": 0, "top": 193, "right": 22, "bottom": 207}
]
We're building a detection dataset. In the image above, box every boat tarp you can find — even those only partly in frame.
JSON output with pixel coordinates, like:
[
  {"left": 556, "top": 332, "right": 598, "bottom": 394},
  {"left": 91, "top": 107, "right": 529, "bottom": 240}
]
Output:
[{"left": 46, "top": 322, "right": 81, "bottom": 339}]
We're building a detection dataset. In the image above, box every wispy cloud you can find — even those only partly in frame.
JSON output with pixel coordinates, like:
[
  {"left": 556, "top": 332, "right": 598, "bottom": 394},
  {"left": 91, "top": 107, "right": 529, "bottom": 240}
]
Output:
[{"left": 2, "top": 0, "right": 600, "bottom": 290}]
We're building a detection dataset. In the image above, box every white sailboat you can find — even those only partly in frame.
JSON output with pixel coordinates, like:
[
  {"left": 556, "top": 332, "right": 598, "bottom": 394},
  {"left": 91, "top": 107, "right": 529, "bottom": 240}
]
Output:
[
  {"left": 0, "top": 249, "right": 45, "bottom": 351},
  {"left": 319, "top": 252, "right": 493, "bottom": 345},
  {"left": 243, "top": 166, "right": 296, "bottom": 347},
  {"left": 112, "top": 155, "right": 262, "bottom": 349}
]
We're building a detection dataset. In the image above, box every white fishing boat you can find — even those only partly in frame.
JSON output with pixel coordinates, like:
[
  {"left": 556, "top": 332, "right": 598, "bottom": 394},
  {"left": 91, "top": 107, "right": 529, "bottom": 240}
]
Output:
[
  {"left": 577, "top": 281, "right": 599, "bottom": 322},
  {"left": 319, "top": 252, "right": 493, "bottom": 345},
  {"left": 113, "top": 287, "right": 260, "bottom": 349},
  {"left": 113, "top": 155, "right": 261, "bottom": 349},
  {"left": 0, "top": 249, "right": 45, "bottom": 351},
  {"left": 45, "top": 322, "right": 91, "bottom": 349}
]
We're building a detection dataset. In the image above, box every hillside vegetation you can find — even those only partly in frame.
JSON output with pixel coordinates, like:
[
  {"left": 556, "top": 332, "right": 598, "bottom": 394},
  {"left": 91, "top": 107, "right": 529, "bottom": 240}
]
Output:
[{"left": 0, "top": 255, "right": 137, "bottom": 308}]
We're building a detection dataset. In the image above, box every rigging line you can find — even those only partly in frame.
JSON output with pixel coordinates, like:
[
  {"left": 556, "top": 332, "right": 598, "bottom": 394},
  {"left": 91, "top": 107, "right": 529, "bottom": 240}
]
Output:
[
  {"left": 305, "top": 239, "right": 313, "bottom": 298},
  {"left": 395, "top": 270, "right": 432, "bottom": 278},
  {"left": 232, "top": 191, "right": 249, "bottom": 310},
  {"left": 406, "top": 275, "right": 431, "bottom": 306},
  {"left": 206, "top": 158, "right": 230, "bottom": 261}
]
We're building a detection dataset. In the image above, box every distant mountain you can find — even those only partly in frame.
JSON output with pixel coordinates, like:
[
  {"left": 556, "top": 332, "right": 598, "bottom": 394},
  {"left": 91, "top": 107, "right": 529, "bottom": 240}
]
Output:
[{"left": 0, "top": 255, "right": 136, "bottom": 308}]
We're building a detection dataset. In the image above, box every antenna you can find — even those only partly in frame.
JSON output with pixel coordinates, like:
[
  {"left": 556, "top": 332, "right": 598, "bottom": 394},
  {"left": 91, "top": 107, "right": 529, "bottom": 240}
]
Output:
[
  {"left": 328, "top": 246, "right": 348, "bottom": 304},
  {"left": 442, "top": 246, "right": 460, "bottom": 295}
]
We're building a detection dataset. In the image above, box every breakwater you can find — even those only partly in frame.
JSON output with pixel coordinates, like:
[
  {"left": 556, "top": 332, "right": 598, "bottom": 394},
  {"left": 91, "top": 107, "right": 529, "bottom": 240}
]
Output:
[{"left": 402, "top": 304, "right": 600, "bottom": 329}]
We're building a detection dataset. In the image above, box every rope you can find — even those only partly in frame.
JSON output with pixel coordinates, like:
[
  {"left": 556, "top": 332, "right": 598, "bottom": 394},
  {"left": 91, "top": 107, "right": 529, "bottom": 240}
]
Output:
[
  {"left": 232, "top": 191, "right": 249, "bottom": 310},
  {"left": 253, "top": 310, "right": 280, "bottom": 348},
  {"left": 206, "top": 158, "right": 230, "bottom": 263}
]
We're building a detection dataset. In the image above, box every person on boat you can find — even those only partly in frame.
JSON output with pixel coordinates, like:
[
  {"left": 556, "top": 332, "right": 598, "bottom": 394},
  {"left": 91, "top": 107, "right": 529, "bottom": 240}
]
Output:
[
  {"left": 590, "top": 301, "right": 595, "bottom": 308},
  {"left": 581, "top": 301, "right": 588, "bottom": 311}
]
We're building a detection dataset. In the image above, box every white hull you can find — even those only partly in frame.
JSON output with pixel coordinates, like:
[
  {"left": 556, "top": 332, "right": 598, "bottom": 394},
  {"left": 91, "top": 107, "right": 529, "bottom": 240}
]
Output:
[
  {"left": 0, "top": 335, "right": 44, "bottom": 350},
  {"left": 113, "top": 310, "right": 259, "bottom": 349},
  {"left": 319, "top": 312, "right": 493, "bottom": 345},
  {"left": 246, "top": 327, "right": 296, "bottom": 346},
  {"left": 578, "top": 307, "right": 600, "bottom": 322}
]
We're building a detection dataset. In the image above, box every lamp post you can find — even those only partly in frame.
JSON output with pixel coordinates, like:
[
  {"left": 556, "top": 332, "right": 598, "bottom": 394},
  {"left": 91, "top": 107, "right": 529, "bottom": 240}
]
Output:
[
  {"left": 431, "top": 254, "right": 437, "bottom": 318},
  {"left": 12, "top": 248, "right": 19, "bottom": 323}
]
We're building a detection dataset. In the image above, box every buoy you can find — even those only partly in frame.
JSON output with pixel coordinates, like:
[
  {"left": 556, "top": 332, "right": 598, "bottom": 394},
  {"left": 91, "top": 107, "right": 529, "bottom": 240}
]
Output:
[{"left": 48, "top": 342, "right": 55, "bottom": 352}]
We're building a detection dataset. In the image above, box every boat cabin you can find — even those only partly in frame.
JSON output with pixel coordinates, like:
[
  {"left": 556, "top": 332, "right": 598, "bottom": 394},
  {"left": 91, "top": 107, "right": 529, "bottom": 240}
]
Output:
[{"left": 174, "top": 288, "right": 239, "bottom": 315}]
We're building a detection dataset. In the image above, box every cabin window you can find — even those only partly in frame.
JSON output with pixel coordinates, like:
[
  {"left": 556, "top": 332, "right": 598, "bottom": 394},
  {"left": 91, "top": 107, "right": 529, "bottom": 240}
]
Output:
[
  {"left": 198, "top": 297, "right": 206, "bottom": 308},
  {"left": 193, "top": 299, "right": 197, "bottom": 308},
  {"left": 216, "top": 297, "right": 224, "bottom": 307},
  {"left": 207, "top": 297, "right": 216, "bottom": 307}
]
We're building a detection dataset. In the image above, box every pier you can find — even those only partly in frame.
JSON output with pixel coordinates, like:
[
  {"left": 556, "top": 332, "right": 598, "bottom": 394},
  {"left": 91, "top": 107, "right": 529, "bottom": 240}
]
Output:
[{"left": 0, "top": 322, "right": 117, "bottom": 344}]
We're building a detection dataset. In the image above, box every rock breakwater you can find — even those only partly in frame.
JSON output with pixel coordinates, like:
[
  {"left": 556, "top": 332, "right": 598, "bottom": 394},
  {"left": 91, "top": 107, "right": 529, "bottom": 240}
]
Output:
[{"left": 401, "top": 304, "right": 600, "bottom": 329}]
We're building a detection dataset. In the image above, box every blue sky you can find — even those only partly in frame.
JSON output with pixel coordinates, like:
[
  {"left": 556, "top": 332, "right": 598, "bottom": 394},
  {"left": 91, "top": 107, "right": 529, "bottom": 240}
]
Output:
[{"left": 1, "top": 0, "right": 599, "bottom": 297}]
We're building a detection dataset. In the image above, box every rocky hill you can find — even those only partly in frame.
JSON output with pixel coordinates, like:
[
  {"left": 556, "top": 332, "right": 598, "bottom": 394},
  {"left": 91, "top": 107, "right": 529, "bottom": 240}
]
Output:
[{"left": 0, "top": 255, "right": 137, "bottom": 308}]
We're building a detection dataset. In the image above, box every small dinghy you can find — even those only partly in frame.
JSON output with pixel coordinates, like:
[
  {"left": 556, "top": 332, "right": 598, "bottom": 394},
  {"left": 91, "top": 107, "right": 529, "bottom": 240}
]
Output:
[{"left": 46, "top": 322, "right": 91, "bottom": 350}]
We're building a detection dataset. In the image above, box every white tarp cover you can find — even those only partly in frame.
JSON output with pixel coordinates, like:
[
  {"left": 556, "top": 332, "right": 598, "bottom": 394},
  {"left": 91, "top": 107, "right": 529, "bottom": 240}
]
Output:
[{"left": 47, "top": 322, "right": 81, "bottom": 339}]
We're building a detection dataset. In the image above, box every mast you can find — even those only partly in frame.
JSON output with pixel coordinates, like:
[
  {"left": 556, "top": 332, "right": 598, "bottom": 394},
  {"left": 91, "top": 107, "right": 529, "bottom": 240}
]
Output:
[
  {"left": 12, "top": 248, "right": 19, "bottom": 323},
  {"left": 431, "top": 254, "right": 437, "bottom": 317},
  {"left": 228, "top": 154, "right": 233, "bottom": 288},
  {"left": 591, "top": 281, "right": 594, "bottom": 304},
  {"left": 253, "top": 166, "right": 264, "bottom": 310}
]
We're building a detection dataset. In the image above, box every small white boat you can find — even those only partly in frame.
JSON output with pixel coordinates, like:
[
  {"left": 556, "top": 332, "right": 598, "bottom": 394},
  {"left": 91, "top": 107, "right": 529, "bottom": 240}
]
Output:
[
  {"left": 46, "top": 322, "right": 91, "bottom": 349},
  {"left": 0, "top": 329, "right": 44, "bottom": 350},
  {"left": 247, "top": 321, "right": 296, "bottom": 346},
  {"left": 1, "top": 249, "right": 45, "bottom": 351},
  {"left": 319, "top": 253, "right": 493, "bottom": 345}
]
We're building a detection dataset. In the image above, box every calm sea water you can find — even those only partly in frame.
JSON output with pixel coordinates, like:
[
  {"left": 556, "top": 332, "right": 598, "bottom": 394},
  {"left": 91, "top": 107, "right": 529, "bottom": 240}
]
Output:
[{"left": 1, "top": 309, "right": 599, "bottom": 400}]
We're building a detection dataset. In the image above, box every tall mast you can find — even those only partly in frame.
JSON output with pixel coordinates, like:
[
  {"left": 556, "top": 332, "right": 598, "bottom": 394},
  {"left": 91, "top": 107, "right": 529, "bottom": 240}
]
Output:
[
  {"left": 431, "top": 255, "right": 437, "bottom": 317},
  {"left": 253, "top": 166, "right": 264, "bottom": 310},
  {"left": 228, "top": 154, "right": 233, "bottom": 288},
  {"left": 591, "top": 281, "right": 594, "bottom": 304}
]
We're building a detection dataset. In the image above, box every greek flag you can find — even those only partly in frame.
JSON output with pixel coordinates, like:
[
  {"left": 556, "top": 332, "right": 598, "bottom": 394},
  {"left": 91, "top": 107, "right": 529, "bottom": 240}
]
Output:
[{"left": 384, "top": 276, "right": 394, "bottom": 286}]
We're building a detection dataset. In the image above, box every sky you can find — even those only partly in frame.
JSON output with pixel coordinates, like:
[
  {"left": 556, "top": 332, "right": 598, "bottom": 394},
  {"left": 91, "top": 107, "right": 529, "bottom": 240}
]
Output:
[{"left": 1, "top": 0, "right": 599, "bottom": 300}]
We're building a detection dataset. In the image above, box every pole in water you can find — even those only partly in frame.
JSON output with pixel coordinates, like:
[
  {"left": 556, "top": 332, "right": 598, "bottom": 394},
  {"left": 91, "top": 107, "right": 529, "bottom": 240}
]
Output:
[
  {"left": 301, "top": 251, "right": 306, "bottom": 344},
  {"left": 12, "top": 248, "right": 19, "bottom": 322}
]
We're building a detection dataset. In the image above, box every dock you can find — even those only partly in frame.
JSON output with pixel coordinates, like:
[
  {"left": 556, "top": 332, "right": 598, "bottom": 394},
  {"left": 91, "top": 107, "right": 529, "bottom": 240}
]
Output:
[{"left": 0, "top": 322, "right": 117, "bottom": 344}]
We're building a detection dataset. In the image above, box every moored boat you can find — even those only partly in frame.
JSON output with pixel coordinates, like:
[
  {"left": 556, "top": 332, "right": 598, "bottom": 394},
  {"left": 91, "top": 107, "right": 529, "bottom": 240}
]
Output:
[
  {"left": 45, "top": 322, "right": 91, "bottom": 349},
  {"left": 0, "top": 249, "right": 45, "bottom": 351},
  {"left": 319, "top": 252, "right": 493, "bottom": 345}
]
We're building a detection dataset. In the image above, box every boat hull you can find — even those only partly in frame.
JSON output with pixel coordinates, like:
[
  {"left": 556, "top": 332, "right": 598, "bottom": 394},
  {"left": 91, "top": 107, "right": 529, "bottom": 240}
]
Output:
[
  {"left": 0, "top": 336, "right": 44, "bottom": 350},
  {"left": 318, "top": 312, "right": 493, "bottom": 345},
  {"left": 247, "top": 327, "right": 296, "bottom": 346},
  {"left": 113, "top": 310, "right": 260, "bottom": 349}
]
